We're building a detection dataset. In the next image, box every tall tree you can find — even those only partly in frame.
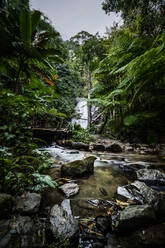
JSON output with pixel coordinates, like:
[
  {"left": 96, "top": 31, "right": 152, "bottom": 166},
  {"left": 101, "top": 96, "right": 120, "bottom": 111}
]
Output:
[
  {"left": 70, "top": 31, "right": 104, "bottom": 127},
  {"left": 102, "top": 0, "right": 165, "bottom": 36}
]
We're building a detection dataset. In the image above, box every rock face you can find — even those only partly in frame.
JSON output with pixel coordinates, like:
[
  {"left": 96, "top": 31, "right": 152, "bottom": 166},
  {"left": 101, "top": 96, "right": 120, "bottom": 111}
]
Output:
[
  {"left": 59, "top": 183, "right": 79, "bottom": 198},
  {"left": 136, "top": 169, "right": 165, "bottom": 186},
  {"left": 118, "top": 205, "right": 156, "bottom": 231},
  {"left": 50, "top": 201, "right": 78, "bottom": 239},
  {"left": 0, "top": 193, "right": 13, "bottom": 217},
  {"left": 15, "top": 193, "right": 41, "bottom": 214},
  {"left": 61, "top": 156, "right": 97, "bottom": 178}
]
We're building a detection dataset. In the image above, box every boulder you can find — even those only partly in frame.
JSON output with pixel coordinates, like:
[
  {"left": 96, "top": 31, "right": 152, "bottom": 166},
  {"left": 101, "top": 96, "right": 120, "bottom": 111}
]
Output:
[
  {"left": 15, "top": 192, "right": 41, "bottom": 214},
  {"left": 117, "top": 181, "right": 165, "bottom": 219},
  {"left": 117, "top": 181, "right": 159, "bottom": 205},
  {"left": 92, "top": 144, "right": 105, "bottom": 151},
  {"left": 118, "top": 205, "right": 156, "bottom": 232},
  {"left": 0, "top": 217, "right": 44, "bottom": 248},
  {"left": 122, "top": 161, "right": 153, "bottom": 173},
  {"left": 50, "top": 203, "right": 78, "bottom": 239},
  {"left": 59, "top": 183, "right": 79, "bottom": 198},
  {"left": 136, "top": 169, "right": 165, "bottom": 186},
  {"left": 61, "top": 156, "right": 97, "bottom": 178},
  {"left": 106, "top": 143, "right": 122, "bottom": 153},
  {"left": 0, "top": 193, "right": 13, "bottom": 217},
  {"left": 71, "top": 142, "right": 89, "bottom": 151},
  {"left": 95, "top": 215, "right": 112, "bottom": 234}
]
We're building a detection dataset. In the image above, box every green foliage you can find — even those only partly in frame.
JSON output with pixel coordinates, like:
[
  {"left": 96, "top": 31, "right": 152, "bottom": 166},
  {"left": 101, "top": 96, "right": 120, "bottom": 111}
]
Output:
[
  {"left": 32, "top": 174, "right": 58, "bottom": 191},
  {"left": 68, "top": 124, "right": 92, "bottom": 144}
]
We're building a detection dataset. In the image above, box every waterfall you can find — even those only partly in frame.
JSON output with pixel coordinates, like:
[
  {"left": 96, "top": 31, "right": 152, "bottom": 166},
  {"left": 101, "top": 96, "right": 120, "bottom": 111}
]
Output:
[{"left": 72, "top": 98, "right": 88, "bottom": 129}]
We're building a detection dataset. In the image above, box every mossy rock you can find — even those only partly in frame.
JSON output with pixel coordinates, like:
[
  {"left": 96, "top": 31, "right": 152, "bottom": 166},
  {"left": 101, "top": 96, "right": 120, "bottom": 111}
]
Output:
[{"left": 61, "top": 156, "right": 97, "bottom": 178}]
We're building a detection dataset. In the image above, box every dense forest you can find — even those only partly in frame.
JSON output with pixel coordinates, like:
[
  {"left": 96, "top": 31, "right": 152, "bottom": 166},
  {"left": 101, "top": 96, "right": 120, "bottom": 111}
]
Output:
[
  {"left": 1, "top": 0, "right": 165, "bottom": 191},
  {"left": 0, "top": 0, "right": 165, "bottom": 247}
]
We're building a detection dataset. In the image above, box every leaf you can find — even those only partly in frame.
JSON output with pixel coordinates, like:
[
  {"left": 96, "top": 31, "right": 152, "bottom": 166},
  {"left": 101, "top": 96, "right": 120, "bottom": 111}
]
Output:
[
  {"left": 116, "top": 199, "right": 129, "bottom": 206},
  {"left": 20, "top": 9, "right": 32, "bottom": 45},
  {"left": 124, "top": 115, "right": 139, "bottom": 126},
  {"left": 32, "top": 173, "right": 58, "bottom": 188},
  {"left": 31, "top": 11, "right": 41, "bottom": 33}
]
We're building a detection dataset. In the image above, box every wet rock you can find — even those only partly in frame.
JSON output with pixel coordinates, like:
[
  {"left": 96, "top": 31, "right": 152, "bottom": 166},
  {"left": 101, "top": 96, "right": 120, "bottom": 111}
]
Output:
[
  {"left": 118, "top": 205, "right": 156, "bottom": 232},
  {"left": 121, "top": 161, "right": 153, "bottom": 174},
  {"left": 0, "top": 193, "right": 13, "bottom": 218},
  {"left": 59, "top": 183, "right": 79, "bottom": 198},
  {"left": 0, "top": 219, "right": 11, "bottom": 248},
  {"left": 61, "top": 156, "right": 97, "bottom": 178},
  {"left": 50, "top": 204, "right": 78, "bottom": 239},
  {"left": 57, "top": 140, "right": 89, "bottom": 151},
  {"left": 92, "top": 143, "right": 105, "bottom": 151},
  {"left": 124, "top": 145, "right": 134, "bottom": 152},
  {"left": 106, "top": 143, "right": 122, "bottom": 153},
  {"left": 136, "top": 169, "right": 165, "bottom": 186},
  {"left": 117, "top": 181, "right": 165, "bottom": 220},
  {"left": 95, "top": 215, "right": 112, "bottom": 234},
  {"left": 0, "top": 216, "right": 43, "bottom": 248},
  {"left": 15, "top": 192, "right": 41, "bottom": 214},
  {"left": 61, "top": 199, "right": 72, "bottom": 215},
  {"left": 71, "top": 142, "right": 89, "bottom": 151},
  {"left": 117, "top": 181, "right": 159, "bottom": 205}
]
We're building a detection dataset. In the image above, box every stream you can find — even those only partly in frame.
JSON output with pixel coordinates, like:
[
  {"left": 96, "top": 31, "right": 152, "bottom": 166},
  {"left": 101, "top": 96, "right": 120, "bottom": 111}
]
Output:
[{"left": 41, "top": 144, "right": 165, "bottom": 219}]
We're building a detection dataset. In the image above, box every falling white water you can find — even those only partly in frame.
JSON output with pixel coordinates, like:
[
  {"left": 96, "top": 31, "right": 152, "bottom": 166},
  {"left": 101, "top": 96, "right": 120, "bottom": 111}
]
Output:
[{"left": 72, "top": 98, "right": 88, "bottom": 129}]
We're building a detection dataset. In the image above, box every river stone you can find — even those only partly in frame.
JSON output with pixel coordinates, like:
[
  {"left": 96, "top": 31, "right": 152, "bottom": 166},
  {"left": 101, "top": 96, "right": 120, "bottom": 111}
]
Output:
[
  {"left": 61, "top": 156, "right": 97, "bottom": 177},
  {"left": 121, "top": 162, "right": 153, "bottom": 174},
  {"left": 106, "top": 143, "right": 122, "bottom": 153},
  {"left": 92, "top": 143, "right": 105, "bottom": 151},
  {"left": 95, "top": 215, "right": 112, "bottom": 234},
  {"left": 71, "top": 142, "right": 89, "bottom": 151},
  {"left": 117, "top": 181, "right": 165, "bottom": 219},
  {"left": 0, "top": 217, "right": 43, "bottom": 248},
  {"left": 117, "top": 181, "right": 159, "bottom": 205},
  {"left": 0, "top": 193, "right": 13, "bottom": 217},
  {"left": 15, "top": 192, "right": 41, "bottom": 214},
  {"left": 136, "top": 169, "right": 165, "bottom": 186},
  {"left": 59, "top": 183, "right": 79, "bottom": 198},
  {"left": 118, "top": 205, "right": 156, "bottom": 232},
  {"left": 50, "top": 204, "right": 78, "bottom": 239},
  {"left": 61, "top": 199, "right": 72, "bottom": 215}
]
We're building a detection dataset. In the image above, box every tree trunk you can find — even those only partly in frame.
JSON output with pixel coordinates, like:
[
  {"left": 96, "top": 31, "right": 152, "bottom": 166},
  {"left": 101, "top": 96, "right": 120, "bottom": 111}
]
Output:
[{"left": 87, "top": 66, "right": 91, "bottom": 128}]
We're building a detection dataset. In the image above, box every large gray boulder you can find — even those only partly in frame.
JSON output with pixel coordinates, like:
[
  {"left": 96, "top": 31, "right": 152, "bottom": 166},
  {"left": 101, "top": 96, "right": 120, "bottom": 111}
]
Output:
[
  {"left": 50, "top": 201, "right": 78, "bottom": 239},
  {"left": 61, "top": 156, "right": 97, "bottom": 177},
  {"left": 118, "top": 205, "right": 156, "bottom": 232},
  {"left": 117, "top": 181, "right": 165, "bottom": 219},
  {"left": 15, "top": 192, "right": 41, "bottom": 214},
  {"left": 0, "top": 193, "right": 13, "bottom": 217},
  {"left": 136, "top": 169, "right": 165, "bottom": 186},
  {"left": 59, "top": 183, "right": 79, "bottom": 198}
]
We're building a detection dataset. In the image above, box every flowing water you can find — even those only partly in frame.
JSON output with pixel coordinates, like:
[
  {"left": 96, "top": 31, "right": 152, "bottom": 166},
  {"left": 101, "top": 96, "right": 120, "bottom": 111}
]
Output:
[{"left": 41, "top": 144, "right": 165, "bottom": 218}]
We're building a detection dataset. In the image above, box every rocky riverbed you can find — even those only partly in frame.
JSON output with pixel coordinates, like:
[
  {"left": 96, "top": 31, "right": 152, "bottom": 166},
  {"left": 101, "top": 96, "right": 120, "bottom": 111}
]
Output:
[{"left": 1, "top": 142, "right": 165, "bottom": 248}]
